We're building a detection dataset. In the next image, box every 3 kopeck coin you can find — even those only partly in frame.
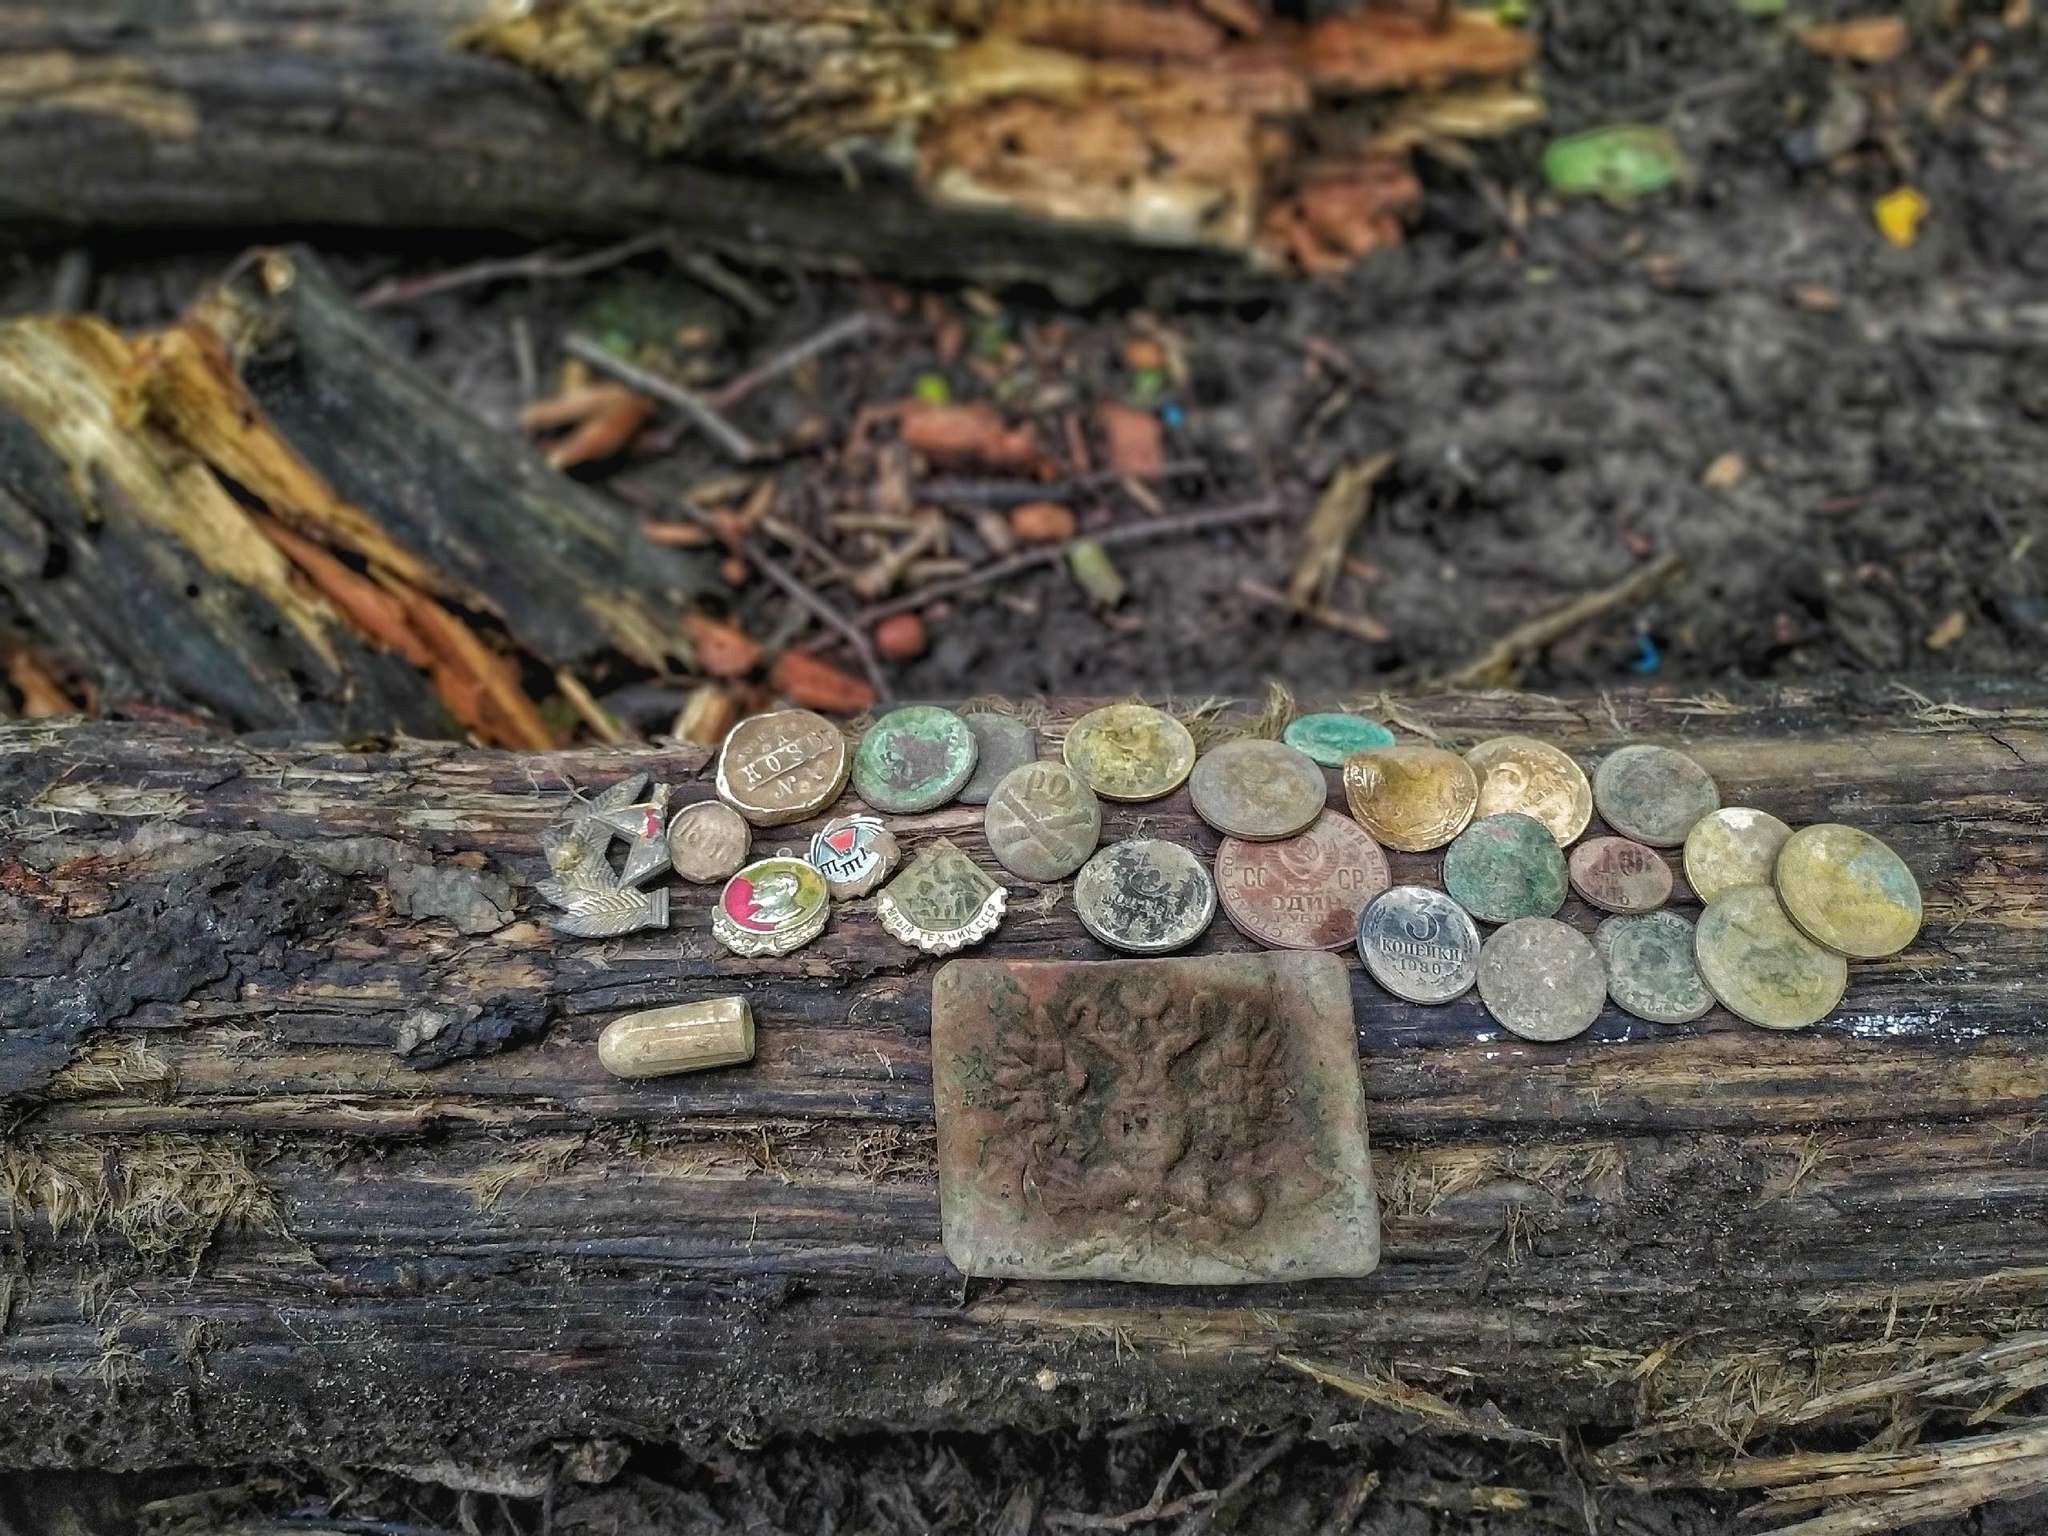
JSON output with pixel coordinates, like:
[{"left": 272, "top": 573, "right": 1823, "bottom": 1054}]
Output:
[{"left": 1355, "top": 885, "right": 1480, "bottom": 1004}]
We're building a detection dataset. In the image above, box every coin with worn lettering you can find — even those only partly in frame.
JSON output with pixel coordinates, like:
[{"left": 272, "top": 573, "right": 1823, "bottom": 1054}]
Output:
[
  {"left": 1694, "top": 883, "right": 1847, "bottom": 1030},
  {"left": 667, "top": 799, "right": 751, "bottom": 884},
  {"left": 1567, "top": 836, "right": 1673, "bottom": 914},
  {"left": 1442, "top": 813, "right": 1569, "bottom": 925},
  {"left": 1774, "top": 823, "right": 1922, "bottom": 959},
  {"left": 852, "top": 705, "right": 978, "bottom": 814},
  {"left": 1283, "top": 712, "right": 1395, "bottom": 768},
  {"left": 1683, "top": 807, "right": 1793, "bottom": 905},
  {"left": 1476, "top": 917, "right": 1606, "bottom": 1042},
  {"left": 1465, "top": 736, "right": 1593, "bottom": 847},
  {"left": 1215, "top": 811, "right": 1391, "bottom": 950},
  {"left": 984, "top": 761, "right": 1101, "bottom": 882},
  {"left": 1592, "top": 744, "right": 1720, "bottom": 847},
  {"left": 715, "top": 709, "right": 851, "bottom": 827},
  {"left": 1342, "top": 745, "right": 1478, "bottom": 852},
  {"left": 1595, "top": 911, "right": 1713, "bottom": 1024},
  {"left": 1074, "top": 838, "right": 1216, "bottom": 954},
  {"left": 1061, "top": 704, "right": 1197, "bottom": 803},
  {"left": 1188, "top": 738, "right": 1328, "bottom": 841},
  {"left": 957, "top": 713, "right": 1039, "bottom": 805},
  {"left": 713, "top": 855, "right": 831, "bottom": 957},
  {"left": 806, "top": 813, "right": 901, "bottom": 899},
  {"left": 877, "top": 837, "right": 1007, "bottom": 954},
  {"left": 1355, "top": 885, "right": 1480, "bottom": 1004}
]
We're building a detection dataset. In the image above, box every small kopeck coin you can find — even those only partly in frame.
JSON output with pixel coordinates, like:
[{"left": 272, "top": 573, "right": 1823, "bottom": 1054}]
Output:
[
  {"left": 1683, "top": 807, "right": 1793, "bottom": 905},
  {"left": 1568, "top": 836, "right": 1673, "bottom": 914},
  {"left": 1476, "top": 918, "right": 1606, "bottom": 1042},
  {"left": 1694, "top": 883, "right": 1848, "bottom": 1030},
  {"left": 1189, "top": 738, "right": 1327, "bottom": 841},
  {"left": 1442, "top": 812, "right": 1569, "bottom": 925},
  {"left": 1355, "top": 885, "right": 1480, "bottom": 1004},
  {"left": 1283, "top": 712, "right": 1394, "bottom": 768},
  {"left": 1595, "top": 911, "right": 1714, "bottom": 1024},
  {"left": 667, "top": 799, "right": 751, "bottom": 884},
  {"left": 1074, "top": 838, "right": 1216, "bottom": 954},
  {"left": 1465, "top": 736, "right": 1593, "bottom": 847},
  {"left": 1592, "top": 744, "right": 1720, "bottom": 847}
]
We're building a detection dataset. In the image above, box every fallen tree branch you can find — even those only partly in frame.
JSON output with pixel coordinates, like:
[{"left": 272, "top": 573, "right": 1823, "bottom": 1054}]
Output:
[{"left": 1443, "top": 552, "right": 1685, "bottom": 688}]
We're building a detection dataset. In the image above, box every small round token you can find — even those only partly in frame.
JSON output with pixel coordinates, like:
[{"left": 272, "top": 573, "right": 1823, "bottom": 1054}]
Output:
[
  {"left": 852, "top": 705, "right": 978, "bottom": 814},
  {"left": 1215, "top": 811, "right": 1391, "bottom": 951},
  {"left": 957, "top": 712, "right": 1038, "bottom": 806},
  {"left": 715, "top": 709, "right": 851, "bottom": 828},
  {"left": 806, "top": 813, "right": 901, "bottom": 899},
  {"left": 1442, "top": 813, "right": 1569, "bottom": 925},
  {"left": 984, "top": 761, "right": 1102, "bottom": 882},
  {"left": 1341, "top": 745, "right": 1478, "bottom": 852},
  {"left": 1595, "top": 911, "right": 1714, "bottom": 1024},
  {"left": 1283, "top": 712, "right": 1395, "bottom": 768},
  {"left": 1695, "top": 883, "right": 1848, "bottom": 1030},
  {"left": 713, "top": 856, "right": 831, "bottom": 957},
  {"left": 1188, "top": 739, "right": 1327, "bottom": 841},
  {"left": 1476, "top": 917, "right": 1606, "bottom": 1042},
  {"left": 1062, "top": 704, "right": 1197, "bottom": 803},
  {"left": 1465, "top": 736, "right": 1593, "bottom": 847},
  {"left": 1684, "top": 807, "right": 1793, "bottom": 905},
  {"left": 667, "top": 799, "right": 751, "bottom": 884},
  {"left": 1774, "top": 823, "right": 1922, "bottom": 959},
  {"left": 1592, "top": 744, "right": 1720, "bottom": 847},
  {"left": 1355, "top": 885, "right": 1480, "bottom": 1004},
  {"left": 1568, "top": 836, "right": 1673, "bottom": 914},
  {"left": 1073, "top": 838, "right": 1215, "bottom": 954}
]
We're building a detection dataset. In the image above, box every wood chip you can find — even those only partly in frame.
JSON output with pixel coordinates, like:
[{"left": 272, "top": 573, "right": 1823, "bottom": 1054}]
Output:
[
  {"left": 771, "top": 650, "right": 877, "bottom": 714},
  {"left": 1096, "top": 402, "right": 1164, "bottom": 476},
  {"left": 683, "top": 613, "right": 764, "bottom": 678},
  {"left": 1800, "top": 15, "right": 1909, "bottom": 63},
  {"left": 1289, "top": 452, "right": 1394, "bottom": 606}
]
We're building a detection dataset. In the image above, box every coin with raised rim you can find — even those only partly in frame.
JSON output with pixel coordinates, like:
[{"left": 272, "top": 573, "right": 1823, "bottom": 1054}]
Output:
[
  {"left": 1443, "top": 813, "right": 1569, "bottom": 925},
  {"left": 1476, "top": 917, "right": 1606, "bottom": 1042},
  {"left": 1465, "top": 735, "right": 1593, "bottom": 847},
  {"left": 1062, "top": 704, "right": 1197, "bottom": 803},
  {"left": 667, "top": 799, "right": 751, "bottom": 884},
  {"left": 957, "top": 713, "right": 1038, "bottom": 806},
  {"left": 715, "top": 709, "right": 850, "bottom": 828},
  {"left": 1215, "top": 811, "right": 1391, "bottom": 951},
  {"left": 1568, "top": 836, "right": 1673, "bottom": 914},
  {"left": 1189, "top": 738, "right": 1327, "bottom": 841},
  {"left": 1683, "top": 807, "right": 1793, "bottom": 905},
  {"left": 1595, "top": 911, "right": 1713, "bottom": 1024},
  {"left": 1355, "top": 885, "right": 1480, "bottom": 1004},
  {"left": 1774, "top": 823, "right": 1922, "bottom": 959},
  {"left": 713, "top": 856, "right": 831, "bottom": 957},
  {"left": 853, "top": 705, "right": 978, "bottom": 814},
  {"left": 984, "top": 761, "right": 1101, "bottom": 882},
  {"left": 876, "top": 837, "right": 1007, "bottom": 954},
  {"left": 1592, "top": 744, "right": 1720, "bottom": 848},
  {"left": 807, "top": 813, "right": 901, "bottom": 899},
  {"left": 1695, "top": 883, "right": 1847, "bottom": 1030},
  {"left": 1283, "top": 712, "right": 1395, "bottom": 768},
  {"left": 1341, "top": 745, "right": 1478, "bottom": 852},
  {"left": 1074, "top": 838, "right": 1215, "bottom": 954}
]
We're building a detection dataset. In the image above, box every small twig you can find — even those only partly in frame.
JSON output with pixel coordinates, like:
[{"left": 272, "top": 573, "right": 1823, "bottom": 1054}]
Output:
[
  {"left": 919, "top": 461, "right": 1208, "bottom": 507},
  {"left": 564, "top": 333, "right": 763, "bottom": 463},
  {"left": 668, "top": 247, "right": 774, "bottom": 320},
  {"left": 1289, "top": 451, "right": 1394, "bottom": 606},
  {"left": 1444, "top": 551, "right": 1685, "bottom": 689},
  {"left": 711, "top": 313, "right": 889, "bottom": 409},
  {"left": 746, "top": 540, "right": 891, "bottom": 704},
  {"left": 357, "top": 233, "right": 665, "bottom": 309},
  {"left": 1171, "top": 1431, "right": 1301, "bottom": 1536},
  {"left": 1047, "top": 1449, "right": 1213, "bottom": 1531},
  {"left": 553, "top": 669, "right": 629, "bottom": 745},
  {"left": 1238, "top": 579, "right": 1391, "bottom": 643}
]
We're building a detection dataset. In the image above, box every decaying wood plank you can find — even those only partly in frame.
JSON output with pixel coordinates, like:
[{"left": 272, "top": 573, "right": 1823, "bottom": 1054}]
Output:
[{"left": 1, "top": 679, "right": 2044, "bottom": 1507}]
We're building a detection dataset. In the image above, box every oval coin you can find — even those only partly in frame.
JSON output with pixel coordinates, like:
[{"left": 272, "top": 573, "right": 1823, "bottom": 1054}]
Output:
[
  {"left": 1355, "top": 885, "right": 1480, "bottom": 1004},
  {"left": 1774, "top": 823, "right": 1922, "bottom": 959},
  {"left": 715, "top": 709, "right": 850, "bottom": 827},
  {"left": 667, "top": 799, "right": 751, "bottom": 884},
  {"left": 1694, "top": 883, "right": 1847, "bottom": 1030},
  {"left": 1062, "top": 704, "right": 1197, "bottom": 803},
  {"left": 1568, "top": 836, "right": 1673, "bottom": 914},
  {"left": 1073, "top": 838, "right": 1215, "bottom": 954},
  {"left": 1592, "top": 744, "right": 1720, "bottom": 847},
  {"left": 1283, "top": 712, "right": 1395, "bottom": 768},
  {"left": 1189, "top": 738, "right": 1327, "bottom": 841},
  {"left": 1215, "top": 811, "right": 1391, "bottom": 950},
  {"left": 1465, "top": 735, "right": 1593, "bottom": 847},
  {"left": 807, "top": 813, "right": 901, "bottom": 900},
  {"left": 1476, "top": 917, "right": 1606, "bottom": 1042},
  {"left": 1683, "top": 807, "right": 1793, "bottom": 905},
  {"left": 957, "top": 712, "right": 1039, "bottom": 805},
  {"left": 1595, "top": 911, "right": 1713, "bottom": 1024},
  {"left": 984, "top": 761, "right": 1102, "bottom": 882},
  {"left": 853, "top": 705, "right": 978, "bottom": 813},
  {"left": 1443, "top": 813, "right": 1569, "bottom": 925},
  {"left": 713, "top": 856, "right": 831, "bottom": 957},
  {"left": 1341, "top": 745, "right": 1478, "bottom": 852}
]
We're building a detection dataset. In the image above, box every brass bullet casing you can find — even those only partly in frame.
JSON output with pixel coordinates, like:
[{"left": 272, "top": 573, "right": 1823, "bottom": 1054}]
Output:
[{"left": 598, "top": 998, "right": 755, "bottom": 1079}]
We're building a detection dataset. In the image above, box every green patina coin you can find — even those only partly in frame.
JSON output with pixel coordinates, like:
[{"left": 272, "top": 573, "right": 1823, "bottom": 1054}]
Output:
[
  {"left": 1283, "top": 713, "right": 1396, "bottom": 769},
  {"left": 852, "top": 705, "right": 978, "bottom": 814},
  {"left": 1441, "top": 813, "right": 1568, "bottom": 925},
  {"left": 1595, "top": 911, "right": 1714, "bottom": 1024}
]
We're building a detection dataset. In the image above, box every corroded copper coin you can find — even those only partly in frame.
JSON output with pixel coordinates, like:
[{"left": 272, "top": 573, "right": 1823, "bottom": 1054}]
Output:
[
  {"left": 667, "top": 798, "right": 750, "bottom": 884},
  {"left": 1442, "top": 813, "right": 1569, "bottom": 925},
  {"left": 1476, "top": 917, "right": 1606, "bottom": 1042},
  {"left": 984, "top": 761, "right": 1101, "bottom": 882},
  {"left": 1695, "top": 883, "right": 1847, "bottom": 1029},
  {"left": 1465, "top": 736, "right": 1593, "bottom": 847},
  {"left": 1074, "top": 838, "right": 1216, "bottom": 954},
  {"left": 1567, "top": 836, "right": 1673, "bottom": 914},
  {"left": 1683, "top": 807, "right": 1792, "bottom": 905},
  {"left": 1341, "top": 745, "right": 1478, "bottom": 853},
  {"left": 1595, "top": 911, "right": 1714, "bottom": 1024},
  {"left": 1284, "top": 712, "right": 1394, "bottom": 767},
  {"left": 807, "top": 813, "right": 900, "bottom": 899},
  {"left": 1355, "top": 885, "right": 1480, "bottom": 1004},
  {"left": 1215, "top": 811, "right": 1391, "bottom": 951},
  {"left": 853, "top": 705, "right": 978, "bottom": 813},
  {"left": 1592, "top": 744, "right": 1720, "bottom": 848},
  {"left": 715, "top": 709, "right": 850, "bottom": 827},
  {"left": 1062, "top": 704, "right": 1197, "bottom": 803},
  {"left": 1189, "top": 738, "right": 1327, "bottom": 841},
  {"left": 957, "top": 712, "right": 1038, "bottom": 805}
]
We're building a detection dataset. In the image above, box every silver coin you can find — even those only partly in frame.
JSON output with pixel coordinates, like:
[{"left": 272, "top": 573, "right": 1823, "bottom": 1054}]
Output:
[
  {"left": 1355, "top": 885, "right": 1479, "bottom": 1005},
  {"left": 956, "top": 713, "right": 1039, "bottom": 805},
  {"left": 1594, "top": 911, "right": 1714, "bottom": 1024},
  {"left": 1073, "top": 838, "right": 1216, "bottom": 954},
  {"left": 984, "top": 761, "right": 1102, "bottom": 882},
  {"left": 1476, "top": 917, "right": 1606, "bottom": 1042}
]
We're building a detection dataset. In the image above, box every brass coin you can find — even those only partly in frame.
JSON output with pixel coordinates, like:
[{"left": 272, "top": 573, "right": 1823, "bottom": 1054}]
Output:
[
  {"left": 1774, "top": 823, "right": 1922, "bottom": 959},
  {"left": 984, "top": 761, "right": 1102, "bottom": 882},
  {"left": 1694, "top": 883, "right": 1847, "bottom": 1030},
  {"left": 667, "top": 799, "right": 751, "bottom": 884},
  {"left": 1567, "top": 836, "right": 1673, "bottom": 914},
  {"left": 1442, "top": 813, "right": 1569, "bottom": 925},
  {"left": 1595, "top": 911, "right": 1714, "bottom": 1024},
  {"left": 1061, "top": 704, "right": 1197, "bottom": 803},
  {"left": 852, "top": 705, "right": 978, "bottom": 814},
  {"left": 1683, "top": 807, "right": 1793, "bottom": 905},
  {"left": 1073, "top": 838, "right": 1216, "bottom": 954},
  {"left": 1188, "top": 738, "right": 1328, "bottom": 841},
  {"left": 1355, "top": 885, "right": 1480, "bottom": 1004},
  {"left": 1465, "top": 735, "right": 1593, "bottom": 847},
  {"left": 715, "top": 709, "right": 851, "bottom": 828},
  {"left": 1476, "top": 917, "right": 1606, "bottom": 1043},
  {"left": 957, "top": 713, "right": 1039, "bottom": 806},
  {"left": 1592, "top": 744, "right": 1720, "bottom": 848},
  {"left": 1341, "top": 745, "right": 1478, "bottom": 853},
  {"left": 1215, "top": 810, "right": 1391, "bottom": 951}
]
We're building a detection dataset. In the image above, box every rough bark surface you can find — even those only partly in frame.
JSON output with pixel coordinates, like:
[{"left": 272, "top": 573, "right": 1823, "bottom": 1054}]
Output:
[{"left": 2, "top": 679, "right": 2044, "bottom": 1487}]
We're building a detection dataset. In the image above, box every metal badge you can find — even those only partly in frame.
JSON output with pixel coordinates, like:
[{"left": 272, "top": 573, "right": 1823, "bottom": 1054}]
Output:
[
  {"left": 537, "top": 773, "right": 672, "bottom": 938},
  {"left": 713, "top": 856, "right": 831, "bottom": 957},
  {"left": 807, "top": 814, "right": 900, "bottom": 900},
  {"left": 876, "top": 838, "right": 1006, "bottom": 954}
]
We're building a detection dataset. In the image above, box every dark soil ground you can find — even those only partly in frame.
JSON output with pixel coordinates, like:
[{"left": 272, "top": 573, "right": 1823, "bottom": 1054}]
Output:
[{"left": 2, "top": 0, "right": 2044, "bottom": 1531}]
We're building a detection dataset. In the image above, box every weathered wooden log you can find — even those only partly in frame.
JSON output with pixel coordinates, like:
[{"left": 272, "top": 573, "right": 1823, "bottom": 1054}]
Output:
[{"left": 3, "top": 680, "right": 2046, "bottom": 1522}]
